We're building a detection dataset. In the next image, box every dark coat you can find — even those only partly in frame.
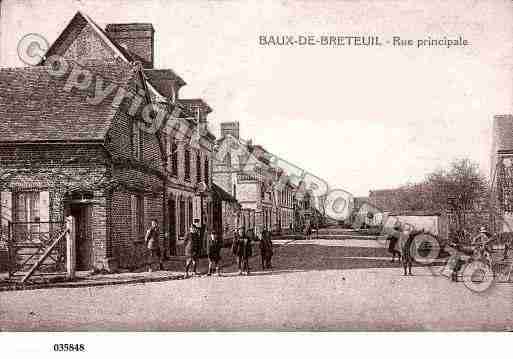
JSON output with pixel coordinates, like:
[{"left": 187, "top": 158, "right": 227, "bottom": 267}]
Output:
[
  {"left": 401, "top": 230, "right": 422, "bottom": 262},
  {"left": 387, "top": 232, "right": 400, "bottom": 252},
  {"left": 231, "top": 234, "right": 240, "bottom": 256},
  {"left": 207, "top": 235, "right": 222, "bottom": 262},
  {"left": 260, "top": 237, "right": 273, "bottom": 258},
  {"left": 239, "top": 236, "right": 252, "bottom": 258},
  {"left": 145, "top": 227, "right": 160, "bottom": 250}
]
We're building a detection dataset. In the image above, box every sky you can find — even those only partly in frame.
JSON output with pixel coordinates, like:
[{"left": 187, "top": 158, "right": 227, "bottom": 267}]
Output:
[{"left": 1, "top": 0, "right": 512, "bottom": 196}]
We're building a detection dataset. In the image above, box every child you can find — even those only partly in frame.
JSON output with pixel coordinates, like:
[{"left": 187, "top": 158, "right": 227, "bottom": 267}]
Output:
[
  {"left": 207, "top": 231, "right": 222, "bottom": 276},
  {"left": 260, "top": 229, "right": 273, "bottom": 270}
]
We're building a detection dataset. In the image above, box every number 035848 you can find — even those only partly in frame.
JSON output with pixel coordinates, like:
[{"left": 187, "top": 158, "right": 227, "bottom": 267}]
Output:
[{"left": 53, "top": 344, "right": 86, "bottom": 352}]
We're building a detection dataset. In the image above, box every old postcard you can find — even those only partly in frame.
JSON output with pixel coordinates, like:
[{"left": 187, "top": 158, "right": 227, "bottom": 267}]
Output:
[{"left": 0, "top": 0, "right": 512, "bottom": 344}]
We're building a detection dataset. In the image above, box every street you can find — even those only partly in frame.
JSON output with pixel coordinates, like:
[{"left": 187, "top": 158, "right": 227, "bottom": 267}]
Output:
[{"left": 1, "top": 239, "right": 512, "bottom": 331}]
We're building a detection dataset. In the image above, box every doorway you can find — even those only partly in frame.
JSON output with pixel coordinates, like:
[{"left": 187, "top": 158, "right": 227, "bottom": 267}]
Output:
[{"left": 69, "top": 204, "right": 93, "bottom": 271}]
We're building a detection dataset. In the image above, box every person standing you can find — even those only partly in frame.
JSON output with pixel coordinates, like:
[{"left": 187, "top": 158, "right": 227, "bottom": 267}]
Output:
[
  {"left": 240, "top": 228, "right": 253, "bottom": 275},
  {"left": 387, "top": 224, "right": 402, "bottom": 263},
  {"left": 232, "top": 226, "right": 243, "bottom": 274},
  {"left": 184, "top": 224, "right": 200, "bottom": 278},
  {"left": 260, "top": 229, "right": 273, "bottom": 270},
  {"left": 207, "top": 230, "right": 222, "bottom": 276},
  {"left": 400, "top": 228, "right": 417, "bottom": 276},
  {"left": 145, "top": 219, "right": 163, "bottom": 272}
]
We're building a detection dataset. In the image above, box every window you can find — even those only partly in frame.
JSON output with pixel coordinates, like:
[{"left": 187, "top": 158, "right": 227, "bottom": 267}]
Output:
[
  {"left": 132, "top": 121, "right": 143, "bottom": 160},
  {"left": 15, "top": 192, "right": 42, "bottom": 241},
  {"left": 188, "top": 198, "right": 193, "bottom": 227},
  {"left": 170, "top": 140, "right": 178, "bottom": 176},
  {"left": 15, "top": 192, "right": 40, "bottom": 223},
  {"left": 131, "top": 194, "right": 144, "bottom": 241},
  {"left": 184, "top": 148, "right": 191, "bottom": 181},
  {"left": 196, "top": 152, "right": 201, "bottom": 183},
  {"left": 204, "top": 158, "right": 209, "bottom": 185},
  {"left": 233, "top": 184, "right": 237, "bottom": 198},
  {"left": 179, "top": 199, "right": 186, "bottom": 237}
]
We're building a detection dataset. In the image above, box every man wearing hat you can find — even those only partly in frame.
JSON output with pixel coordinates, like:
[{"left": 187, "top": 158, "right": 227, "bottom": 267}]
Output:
[
  {"left": 471, "top": 226, "right": 492, "bottom": 266},
  {"left": 472, "top": 226, "right": 491, "bottom": 246}
]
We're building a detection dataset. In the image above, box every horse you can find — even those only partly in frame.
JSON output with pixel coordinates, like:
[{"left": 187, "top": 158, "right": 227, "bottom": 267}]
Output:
[{"left": 387, "top": 228, "right": 402, "bottom": 263}]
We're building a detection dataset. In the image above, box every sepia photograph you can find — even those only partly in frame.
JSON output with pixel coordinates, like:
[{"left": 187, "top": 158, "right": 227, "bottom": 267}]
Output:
[{"left": 0, "top": 0, "right": 512, "bottom": 348}]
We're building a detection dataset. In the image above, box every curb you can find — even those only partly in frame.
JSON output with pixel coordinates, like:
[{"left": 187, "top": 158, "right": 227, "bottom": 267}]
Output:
[
  {"left": 0, "top": 241, "right": 293, "bottom": 292},
  {"left": 0, "top": 273, "right": 184, "bottom": 292}
]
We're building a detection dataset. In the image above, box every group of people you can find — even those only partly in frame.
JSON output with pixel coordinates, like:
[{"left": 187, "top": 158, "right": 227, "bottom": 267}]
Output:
[{"left": 143, "top": 218, "right": 274, "bottom": 278}]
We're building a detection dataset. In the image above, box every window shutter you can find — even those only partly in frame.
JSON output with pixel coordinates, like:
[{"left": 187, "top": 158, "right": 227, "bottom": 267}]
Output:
[
  {"left": 39, "top": 191, "right": 49, "bottom": 233},
  {"left": 39, "top": 191, "right": 49, "bottom": 222}
]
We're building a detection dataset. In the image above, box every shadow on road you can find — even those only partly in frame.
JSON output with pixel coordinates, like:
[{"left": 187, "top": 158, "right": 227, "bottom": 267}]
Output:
[{"left": 217, "top": 243, "right": 437, "bottom": 276}]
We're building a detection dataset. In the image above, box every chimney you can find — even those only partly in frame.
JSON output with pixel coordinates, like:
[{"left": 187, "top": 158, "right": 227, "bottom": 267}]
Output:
[
  {"left": 106, "top": 23, "right": 154, "bottom": 68},
  {"left": 220, "top": 122, "right": 240, "bottom": 139}
]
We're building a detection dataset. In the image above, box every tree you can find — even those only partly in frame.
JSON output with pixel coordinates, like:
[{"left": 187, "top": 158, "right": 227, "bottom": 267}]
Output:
[
  {"left": 426, "top": 158, "right": 488, "bottom": 209},
  {"left": 425, "top": 158, "right": 489, "bottom": 232},
  {"left": 374, "top": 158, "right": 489, "bottom": 235}
]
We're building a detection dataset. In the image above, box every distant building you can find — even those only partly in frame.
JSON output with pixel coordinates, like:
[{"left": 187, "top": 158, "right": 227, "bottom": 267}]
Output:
[
  {"left": 211, "top": 183, "right": 240, "bottom": 244},
  {"left": 213, "top": 122, "right": 295, "bottom": 235},
  {"left": 368, "top": 188, "right": 406, "bottom": 214}
]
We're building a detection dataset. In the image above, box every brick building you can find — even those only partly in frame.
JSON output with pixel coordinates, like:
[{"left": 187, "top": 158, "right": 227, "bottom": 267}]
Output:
[
  {"left": 294, "top": 186, "right": 315, "bottom": 231},
  {"left": 213, "top": 122, "right": 295, "bottom": 236},
  {"left": 0, "top": 11, "right": 216, "bottom": 272},
  {"left": 211, "top": 183, "right": 240, "bottom": 244}
]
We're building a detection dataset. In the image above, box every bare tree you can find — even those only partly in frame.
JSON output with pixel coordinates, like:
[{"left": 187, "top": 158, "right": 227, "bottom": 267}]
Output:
[
  {"left": 375, "top": 158, "right": 488, "bottom": 236},
  {"left": 426, "top": 158, "right": 489, "bottom": 233}
]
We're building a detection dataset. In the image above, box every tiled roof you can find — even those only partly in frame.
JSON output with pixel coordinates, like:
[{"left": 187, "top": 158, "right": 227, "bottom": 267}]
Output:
[
  {"left": 42, "top": 11, "right": 169, "bottom": 104},
  {"left": 105, "top": 23, "right": 154, "bottom": 32},
  {"left": 143, "top": 69, "right": 186, "bottom": 98},
  {"left": 43, "top": 11, "right": 132, "bottom": 65},
  {"left": 0, "top": 60, "right": 135, "bottom": 142},
  {"left": 178, "top": 98, "right": 212, "bottom": 114}
]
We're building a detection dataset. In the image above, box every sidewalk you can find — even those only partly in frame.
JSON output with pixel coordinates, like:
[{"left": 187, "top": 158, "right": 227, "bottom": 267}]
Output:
[
  {"left": 0, "top": 268, "right": 185, "bottom": 292},
  {"left": 0, "top": 239, "right": 298, "bottom": 292}
]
